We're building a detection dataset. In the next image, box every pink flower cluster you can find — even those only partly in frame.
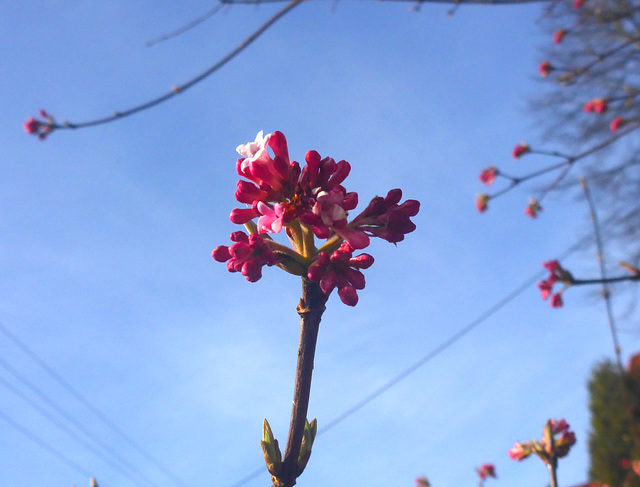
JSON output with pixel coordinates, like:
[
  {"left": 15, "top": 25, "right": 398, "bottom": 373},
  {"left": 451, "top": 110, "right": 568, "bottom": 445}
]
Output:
[
  {"left": 508, "top": 419, "right": 576, "bottom": 464},
  {"left": 23, "top": 110, "right": 54, "bottom": 140},
  {"left": 212, "top": 131, "right": 420, "bottom": 306},
  {"left": 307, "top": 242, "right": 374, "bottom": 307},
  {"left": 537, "top": 260, "right": 569, "bottom": 308},
  {"left": 476, "top": 463, "right": 496, "bottom": 480},
  {"left": 212, "top": 231, "right": 278, "bottom": 282},
  {"left": 584, "top": 98, "right": 608, "bottom": 114}
]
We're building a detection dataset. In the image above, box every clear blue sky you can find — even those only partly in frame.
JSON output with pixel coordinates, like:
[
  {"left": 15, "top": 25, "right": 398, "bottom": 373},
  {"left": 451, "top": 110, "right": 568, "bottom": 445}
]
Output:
[{"left": 2, "top": 2, "right": 637, "bottom": 487}]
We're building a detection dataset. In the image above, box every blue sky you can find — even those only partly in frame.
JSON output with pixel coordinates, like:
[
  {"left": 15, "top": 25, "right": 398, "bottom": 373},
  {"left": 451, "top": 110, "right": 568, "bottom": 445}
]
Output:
[{"left": 2, "top": 2, "right": 638, "bottom": 487}]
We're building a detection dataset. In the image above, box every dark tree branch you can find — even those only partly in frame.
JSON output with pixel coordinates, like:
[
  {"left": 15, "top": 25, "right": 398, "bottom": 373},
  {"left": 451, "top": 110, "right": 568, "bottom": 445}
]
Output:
[
  {"left": 43, "top": 0, "right": 305, "bottom": 132},
  {"left": 145, "top": 3, "right": 226, "bottom": 47}
]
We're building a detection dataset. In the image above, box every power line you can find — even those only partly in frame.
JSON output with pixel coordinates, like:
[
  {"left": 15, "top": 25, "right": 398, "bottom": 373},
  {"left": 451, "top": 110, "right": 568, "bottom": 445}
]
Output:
[
  {"left": 0, "top": 374, "right": 150, "bottom": 487},
  {"left": 0, "top": 407, "right": 96, "bottom": 482},
  {"left": 0, "top": 321, "right": 191, "bottom": 487},
  {"left": 0, "top": 356, "right": 158, "bottom": 487}
]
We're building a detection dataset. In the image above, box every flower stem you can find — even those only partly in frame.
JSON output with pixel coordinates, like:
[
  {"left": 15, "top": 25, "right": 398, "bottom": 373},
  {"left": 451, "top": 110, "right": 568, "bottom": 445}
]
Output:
[
  {"left": 547, "top": 459, "right": 558, "bottom": 487},
  {"left": 274, "top": 278, "right": 328, "bottom": 487}
]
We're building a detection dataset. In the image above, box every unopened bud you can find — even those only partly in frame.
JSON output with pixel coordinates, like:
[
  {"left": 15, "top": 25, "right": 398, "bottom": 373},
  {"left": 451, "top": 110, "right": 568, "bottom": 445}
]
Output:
[
  {"left": 297, "top": 419, "right": 318, "bottom": 475},
  {"left": 620, "top": 262, "right": 640, "bottom": 276},
  {"left": 261, "top": 419, "right": 282, "bottom": 476}
]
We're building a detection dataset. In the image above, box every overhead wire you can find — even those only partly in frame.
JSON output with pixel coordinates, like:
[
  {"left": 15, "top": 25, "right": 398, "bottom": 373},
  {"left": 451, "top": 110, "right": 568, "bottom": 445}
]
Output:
[
  {"left": 0, "top": 374, "right": 152, "bottom": 487},
  {"left": 0, "top": 355, "right": 158, "bottom": 487},
  {"left": 0, "top": 407, "right": 96, "bottom": 482},
  {"left": 0, "top": 321, "right": 191, "bottom": 487}
]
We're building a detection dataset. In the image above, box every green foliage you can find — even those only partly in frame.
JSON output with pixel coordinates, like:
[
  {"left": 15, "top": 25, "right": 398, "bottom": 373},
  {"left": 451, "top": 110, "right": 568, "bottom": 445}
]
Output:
[{"left": 588, "top": 360, "right": 639, "bottom": 487}]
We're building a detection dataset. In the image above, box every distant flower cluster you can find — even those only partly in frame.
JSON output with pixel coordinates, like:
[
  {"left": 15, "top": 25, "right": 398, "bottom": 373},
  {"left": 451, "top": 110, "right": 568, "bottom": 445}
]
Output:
[
  {"left": 508, "top": 419, "right": 576, "bottom": 463},
  {"left": 476, "top": 463, "right": 497, "bottom": 481},
  {"left": 23, "top": 110, "right": 55, "bottom": 140}
]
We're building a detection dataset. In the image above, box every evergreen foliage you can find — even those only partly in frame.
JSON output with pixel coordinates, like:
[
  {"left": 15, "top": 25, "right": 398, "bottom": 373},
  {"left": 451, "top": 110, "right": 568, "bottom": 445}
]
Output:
[{"left": 588, "top": 360, "right": 639, "bottom": 487}]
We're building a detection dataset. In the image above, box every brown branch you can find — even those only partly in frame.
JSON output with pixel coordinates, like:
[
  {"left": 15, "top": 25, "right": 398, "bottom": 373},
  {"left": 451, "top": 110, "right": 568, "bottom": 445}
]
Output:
[
  {"left": 488, "top": 121, "right": 640, "bottom": 202},
  {"left": 44, "top": 0, "right": 305, "bottom": 132},
  {"left": 560, "top": 35, "right": 640, "bottom": 81},
  {"left": 571, "top": 274, "right": 640, "bottom": 286},
  {"left": 145, "top": 3, "right": 226, "bottom": 47},
  {"left": 222, "top": 0, "right": 551, "bottom": 4},
  {"left": 273, "top": 278, "right": 328, "bottom": 487}
]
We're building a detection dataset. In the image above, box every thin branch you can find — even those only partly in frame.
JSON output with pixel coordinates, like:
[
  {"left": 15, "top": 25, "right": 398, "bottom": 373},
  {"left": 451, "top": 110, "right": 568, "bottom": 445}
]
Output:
[
  {"left": 557, "top": 34, "right": 640, "bottom": 82},
  {"left": 571, "top": 274, "right": 640, "bottom": 285},
  {"left": 146, "top": 3, "right": 226, "bottom": 47},
  {"left": 580, "top": 177, "right": 624, "bottom": 373},
  {"left": 488, "top": 121, "right": 640, "bottom": 202},
  {"left": 222, "top": 0, "right": 551, "bottom": 4},
  {"left": 47, "top": 0, "right": 305, "bottom": 131}
]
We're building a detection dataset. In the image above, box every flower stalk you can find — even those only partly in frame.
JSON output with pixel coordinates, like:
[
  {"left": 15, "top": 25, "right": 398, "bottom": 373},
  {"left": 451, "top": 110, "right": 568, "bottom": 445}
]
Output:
[{"left": 272, "top": 278, "right": 327, "bottom": 487}]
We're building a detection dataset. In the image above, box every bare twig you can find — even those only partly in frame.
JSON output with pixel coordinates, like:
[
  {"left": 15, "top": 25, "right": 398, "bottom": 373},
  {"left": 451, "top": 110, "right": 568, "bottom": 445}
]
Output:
[
  {"left": 146, "top": 3, "right": 226, "bottom": 47},
  {"left": 46, "top": 0, "right": 305, "bottom": 131},
  {"left": 489, "top": 121, "right": 640, "bottom": 202}
]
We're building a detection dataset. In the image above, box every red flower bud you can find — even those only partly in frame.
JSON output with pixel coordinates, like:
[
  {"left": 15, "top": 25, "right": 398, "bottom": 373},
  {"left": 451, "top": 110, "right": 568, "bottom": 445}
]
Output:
[
  {"left": 539, "top": 62, "right": 552, "bottom": 77},
  {"left": 610, "top": 116, "right": 626, "bottom": 131},
  {"left": 553, "top": 29, "right": 568, "bottom": 44}
]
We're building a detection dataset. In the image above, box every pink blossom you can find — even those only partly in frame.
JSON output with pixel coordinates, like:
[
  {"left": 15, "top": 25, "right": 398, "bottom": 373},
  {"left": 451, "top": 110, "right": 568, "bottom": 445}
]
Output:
[
  {"left": 550, "top": 292, "right": 563, "bottom": 308},
  {"left": 525, "top": 199, "right": 541, "bottom": 218},
  {"left": 479, "top": 166, "right": 498, "bottom": 186},
  {"left": 256, "top": 202, "right": 285, "bottom": 234},
  {"left": 415, "top": 477, "right": 431, "bottom": 487},
  {"left": 230, "top": 207, "right": 259, "bottom": 224},
  {"left": 508, "top": 442, "right": 532, "bottom": 461},
  {"left": 351, "top": 189, "right": 420, "bottom": 244},
  {"left": 476, "top": 194, "right": 489, "bottom": 213},
  {"left": 212, "top": 232, "right": 279, "bottom": 282},
  {"left": 555, "top": 429, "right": 576, "bottom": 457},
  {"left": 539, "top": 62, "right": 552, "bottom": 77},
  {"left": 610, "top": 117, "right": 626, "bottom": 131},
  {"left": 234, "top": 130, "right": 300, "bottom": 203},
  {"left": 23, "top": 117, "right": 41, "bottom": 134},
  {"left": 550, "top": 419, "right": 569, "bottom": 433},
  {"left": 23, "top": 112, "right": 54, "bottom": 140},
  {"left": 538, "top": 279, "right": 554, "bottom": 300},
  {"left": 476, "top": 463, "right": 496, "bottom": 480},
  {"left": 512, "top": 143, "right": 530, "bottom": 159},
  {"left": 307, "top": 242, "right": 374, "bottom": 306},
  {"left": 573, "top": 0, "right": 585, "bottom": 8},
  {"left": 584, "top": 98, "right": 608, "bottom": 114},
  {"left": 554, "top": 29, "right": 568, "bottom": 44},
  {"left": 543, "top": 260, "right": 560, "bottom": 272}
]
